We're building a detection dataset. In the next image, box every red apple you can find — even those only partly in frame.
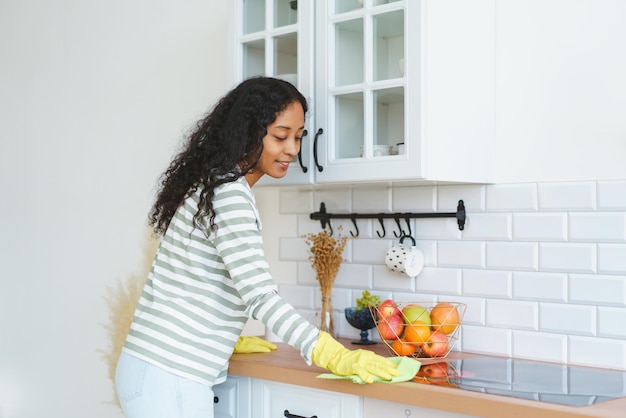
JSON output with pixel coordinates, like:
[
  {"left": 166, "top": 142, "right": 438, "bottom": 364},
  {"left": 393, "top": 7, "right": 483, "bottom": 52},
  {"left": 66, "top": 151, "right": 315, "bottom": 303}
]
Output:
[
  {"left": 377, "top": 313, "right": 404, "bottom": 340},
  {"left": 378, "top": 299, "right": 401, "bottom": 318},
  {"left": 416, "top": 362, "right": 449, "bottom": 379},
  {"left": 421, "top": 331, "right": 449, "bottom": 357}
]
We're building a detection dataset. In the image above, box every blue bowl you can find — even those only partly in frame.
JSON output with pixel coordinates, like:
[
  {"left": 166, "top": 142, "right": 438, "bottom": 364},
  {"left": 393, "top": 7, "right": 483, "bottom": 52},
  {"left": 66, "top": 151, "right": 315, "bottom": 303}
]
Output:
[{"left": 344, "top": 307, "right": 377, "bottom": 345}]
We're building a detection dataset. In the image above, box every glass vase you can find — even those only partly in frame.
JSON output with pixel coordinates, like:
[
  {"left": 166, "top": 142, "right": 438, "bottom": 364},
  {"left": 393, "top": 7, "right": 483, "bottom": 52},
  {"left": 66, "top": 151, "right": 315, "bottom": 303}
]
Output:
[{"left": 319, "top": 295, "right": 335, "bottom": 337}]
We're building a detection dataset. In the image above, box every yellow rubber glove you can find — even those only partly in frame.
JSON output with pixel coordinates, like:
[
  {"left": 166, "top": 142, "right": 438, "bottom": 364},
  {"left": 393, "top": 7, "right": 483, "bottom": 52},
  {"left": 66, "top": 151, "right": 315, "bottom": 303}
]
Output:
[
  {"left": 311, "top": 331, "right": 400, "bottom": 383},
  {"left": 233, "top": 336, "right": 278, "bottom": 353}
]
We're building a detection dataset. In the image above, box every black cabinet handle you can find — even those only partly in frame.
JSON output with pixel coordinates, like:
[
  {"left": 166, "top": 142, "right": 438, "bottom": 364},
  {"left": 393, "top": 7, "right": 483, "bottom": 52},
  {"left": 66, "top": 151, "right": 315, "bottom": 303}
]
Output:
[
  {"left": 284, "top": 410, "right": 317, "bottom": 418},
  {"left": 213, "top": 396, "right": 219, "bottom": 403},
  {"left": 297, "top": 129, "right": 308, "bottom": 173},
  {"left": 312, "top": 128, "right": 324, "bottom": 172}
]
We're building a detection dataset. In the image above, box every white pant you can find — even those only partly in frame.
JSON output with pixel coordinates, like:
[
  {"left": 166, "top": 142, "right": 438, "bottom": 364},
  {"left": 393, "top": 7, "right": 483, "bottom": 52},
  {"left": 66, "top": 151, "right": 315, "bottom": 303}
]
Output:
[{"left": 115, "top": 351, "right": 215, "bottom": 418}]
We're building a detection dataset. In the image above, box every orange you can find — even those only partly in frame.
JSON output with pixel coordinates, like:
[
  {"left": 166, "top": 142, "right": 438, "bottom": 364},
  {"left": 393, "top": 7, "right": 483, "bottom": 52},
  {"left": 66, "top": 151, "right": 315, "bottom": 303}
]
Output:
[
  {"left": 430, "top": 302, "right": 460, "bottom": 335},
  {"left": 404, "top": 320, "right": 431, "bottom": 346},
  {"left": 391, "top": 338, "right": 417, "bottom": 356}
]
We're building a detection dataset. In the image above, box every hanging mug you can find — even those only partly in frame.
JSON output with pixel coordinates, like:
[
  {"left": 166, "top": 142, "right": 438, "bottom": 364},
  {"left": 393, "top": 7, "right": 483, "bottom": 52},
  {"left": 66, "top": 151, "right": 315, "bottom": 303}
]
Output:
[{"left": 385, "top": 235, "right": 424, "bottom": 277}]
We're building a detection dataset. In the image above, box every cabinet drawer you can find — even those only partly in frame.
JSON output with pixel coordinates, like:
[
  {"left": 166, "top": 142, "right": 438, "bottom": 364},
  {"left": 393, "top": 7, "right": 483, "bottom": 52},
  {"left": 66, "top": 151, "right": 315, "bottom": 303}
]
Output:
[
  {"left": 363, "top": 398, "right": 478, "bottom": 418},
  {"left": 252, "top": 379, "right": 362, "bottom": 418}
]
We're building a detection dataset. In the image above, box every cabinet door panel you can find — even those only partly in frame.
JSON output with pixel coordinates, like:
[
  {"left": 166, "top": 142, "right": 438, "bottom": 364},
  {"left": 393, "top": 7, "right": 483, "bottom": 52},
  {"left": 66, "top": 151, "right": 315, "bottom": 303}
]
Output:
[
  {"left": 214, "top": 375, "right": 251, "bottom": 418},
  {"left": 251, "top": 379, "right": 362, "bottom": 418}
]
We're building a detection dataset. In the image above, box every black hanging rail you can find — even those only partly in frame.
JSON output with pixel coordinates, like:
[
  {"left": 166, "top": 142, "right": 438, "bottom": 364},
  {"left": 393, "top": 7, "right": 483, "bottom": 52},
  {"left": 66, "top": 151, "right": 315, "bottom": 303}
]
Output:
[{"left": 309, "top": 200, "right": 466, "bottom": 237}]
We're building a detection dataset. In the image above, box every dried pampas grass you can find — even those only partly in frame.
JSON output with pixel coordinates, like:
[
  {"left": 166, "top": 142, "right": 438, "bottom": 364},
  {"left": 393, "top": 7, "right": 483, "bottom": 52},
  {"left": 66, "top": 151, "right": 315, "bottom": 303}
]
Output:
[
  {"left": 99, "top": 231, "right": 158, "bottom": 407},
  {"left": 303, "top": 228, "right": 347, "bottom": 336}
]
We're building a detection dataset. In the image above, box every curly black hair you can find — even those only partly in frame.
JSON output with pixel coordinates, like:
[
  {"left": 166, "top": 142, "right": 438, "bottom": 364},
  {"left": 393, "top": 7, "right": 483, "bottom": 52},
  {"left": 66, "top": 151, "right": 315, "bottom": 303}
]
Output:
[{"left": 149, "top": 76, "right": 308, "bottom": 236}]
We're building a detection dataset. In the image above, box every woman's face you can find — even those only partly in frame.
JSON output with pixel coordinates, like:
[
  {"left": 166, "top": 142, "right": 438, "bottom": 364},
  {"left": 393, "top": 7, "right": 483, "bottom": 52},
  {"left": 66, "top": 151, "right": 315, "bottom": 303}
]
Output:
[{"left": 245, "top": 101, "right": 305, "bottom": 187}]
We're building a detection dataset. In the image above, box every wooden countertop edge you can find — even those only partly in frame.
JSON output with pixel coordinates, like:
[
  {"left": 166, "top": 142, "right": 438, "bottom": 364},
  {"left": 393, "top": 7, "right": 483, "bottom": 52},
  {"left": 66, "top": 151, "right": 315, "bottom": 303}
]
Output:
[{"left": 227, "top": 341, "right": 626, "bottom": 418}]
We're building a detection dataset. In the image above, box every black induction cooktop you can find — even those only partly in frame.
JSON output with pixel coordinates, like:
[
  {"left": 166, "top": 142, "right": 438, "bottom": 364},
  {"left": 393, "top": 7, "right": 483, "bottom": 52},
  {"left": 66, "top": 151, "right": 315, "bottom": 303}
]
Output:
[{"left": 415, "top": 356, "right": 626, "bottom": 407}]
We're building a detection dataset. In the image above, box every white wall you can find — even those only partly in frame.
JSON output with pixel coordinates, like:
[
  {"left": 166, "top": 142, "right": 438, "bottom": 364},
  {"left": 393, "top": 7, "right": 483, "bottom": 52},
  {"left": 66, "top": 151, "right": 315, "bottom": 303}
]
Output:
[{"left": 0, "top": 1, "right": 229, "bottom": 417}]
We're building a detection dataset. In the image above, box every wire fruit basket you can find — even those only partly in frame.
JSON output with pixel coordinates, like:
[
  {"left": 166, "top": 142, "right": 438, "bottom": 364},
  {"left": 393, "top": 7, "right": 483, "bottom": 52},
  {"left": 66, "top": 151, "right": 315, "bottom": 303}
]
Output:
[{"left": 370, "top": 301, "right": 466, "bottom": 358}]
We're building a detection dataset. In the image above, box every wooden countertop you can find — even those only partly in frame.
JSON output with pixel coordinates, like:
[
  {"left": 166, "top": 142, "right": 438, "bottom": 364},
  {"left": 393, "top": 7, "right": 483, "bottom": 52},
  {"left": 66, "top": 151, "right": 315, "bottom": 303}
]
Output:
[{"left": 228, "top": 339, "right": 626, "bottom": 418}]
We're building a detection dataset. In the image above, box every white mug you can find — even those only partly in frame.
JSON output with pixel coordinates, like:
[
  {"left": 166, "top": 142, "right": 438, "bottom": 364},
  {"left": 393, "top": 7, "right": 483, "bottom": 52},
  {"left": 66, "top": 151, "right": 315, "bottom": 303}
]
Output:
[{"left": 385, "top": 236, "right": 424, "bottom": 277}]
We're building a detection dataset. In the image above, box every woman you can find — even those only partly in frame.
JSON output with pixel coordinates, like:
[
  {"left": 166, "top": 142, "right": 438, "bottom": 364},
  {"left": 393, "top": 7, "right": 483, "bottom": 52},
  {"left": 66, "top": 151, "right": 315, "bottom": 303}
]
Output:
[{"left": 115, "top": 77, "right": 398, "bottom": 418}]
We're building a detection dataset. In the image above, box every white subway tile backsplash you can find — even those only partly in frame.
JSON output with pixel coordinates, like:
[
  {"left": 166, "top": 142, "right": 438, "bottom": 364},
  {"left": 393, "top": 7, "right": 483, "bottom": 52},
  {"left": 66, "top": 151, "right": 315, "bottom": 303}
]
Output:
[
  {"left": 313, "top": 189, "right": 352, "bottom": 212},
  {"left": 265, "top": 179, "right": 626, "bottom": 371},
  {"left": 539, "top": 243, "right": 597, "bottom": 273},
  {"left": 297, "top": 261, "right": 317, "bottom": 285},
  {"left": 372, "top": 265, "right": 416, "bottom": 292},
  {"left": 461, "top": 213, "right": 512, "bottom": 240},
  {"left": 569, "top": 213, "right": 626, "bottom": 242},
  {"left": 486, "top": 242, "right": 538, "bottom": 271},
  {"left": 598, "top": 180, "right": 626, "bottom": 210},
  {"left": 351, "top": 238, "right": 390, "bottom": 265},
  {"left": 438, "top": 185, "right": 486, "bottom": 213},
  {"left": 598, "top": 307, "right": 626, "bottom": 339},
  {"left": 538, "top": 182, "right": 596, "bottom": 211},
  {"left": 392, "top": 186, "right": 436, "bottom": 212},
  {"left": 334, "top": 263, "right": 373, "bottom": 288},
  {"left": 569, "top": 274, "right": 626, "bottom": 305},
  {"left": 598, "top": 243, "right": 626, "bottom": 274},
  {"left": 352, "top": 186, "right": 391, "bottom": 212},
  {"left": 569, "top": 336, "right": 626, "bottom": 370},
  {"left": 279, "top": 189, "right": 314, "bottom": 214},
  {"left": 463, "top": 269, "right": 512, "bottom": 298},
  {"left": 512, "top": 331, "right": 567, "bottom": 363},
  {"left": 415, "top": 240, "right": 437, "bottom": 266},
  {"left": 414, "top": 267, "right": 462, "bottom": 295},
  {"left": 539, "top": 303, "right": 596, "bottom": 336},
  {"left": 486, "top": 183, "right": 538, "bottom": 212},
  {"left": 438, "top": 240, "right": 485, "bottom": 268},
  {"left": 486, "top": 299, "right": 538, "bottom": 330},
  {"left": 415, "top": 217, "right": 463, "bottom": 240},
  {"left": 512, "top": 213, "right": 567, "bottom": 241},
  {"left": 512, "top": 272, "right": 567, "bottom": 302},
  {"left": 461, "top": 325, "right": 512, "bottom": 356},
  {"left": 455, "top": 297, "right": 485, "bottom": 327}
]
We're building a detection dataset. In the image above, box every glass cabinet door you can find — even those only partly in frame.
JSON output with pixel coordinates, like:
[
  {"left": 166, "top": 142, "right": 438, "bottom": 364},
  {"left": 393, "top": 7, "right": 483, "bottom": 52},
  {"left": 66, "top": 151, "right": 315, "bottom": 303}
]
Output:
[
  {"left": 241, "top": 0, "right": 299, "bottom": 83},
  {"left": 235, "top": 0, "right": 315, "bottom": 185},
  {"left": 324, "top": 0, "right": 406, "bottom": 171},
  {"left": 234, "top": 0, "right": 415, "bottom": 185}
]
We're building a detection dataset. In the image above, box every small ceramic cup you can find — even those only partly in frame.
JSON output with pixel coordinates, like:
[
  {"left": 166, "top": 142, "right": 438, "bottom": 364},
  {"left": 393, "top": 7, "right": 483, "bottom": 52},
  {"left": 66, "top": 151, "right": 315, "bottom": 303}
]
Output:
[{"left": 385, "top": 235, "right": 424, "bottom": 277}]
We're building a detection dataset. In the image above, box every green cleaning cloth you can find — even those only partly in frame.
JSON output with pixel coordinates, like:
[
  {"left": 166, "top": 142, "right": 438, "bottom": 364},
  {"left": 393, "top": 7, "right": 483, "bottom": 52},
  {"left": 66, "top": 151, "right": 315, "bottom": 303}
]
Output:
[{"left": 317, "top": 356, "right": 421, "bottom": 384}]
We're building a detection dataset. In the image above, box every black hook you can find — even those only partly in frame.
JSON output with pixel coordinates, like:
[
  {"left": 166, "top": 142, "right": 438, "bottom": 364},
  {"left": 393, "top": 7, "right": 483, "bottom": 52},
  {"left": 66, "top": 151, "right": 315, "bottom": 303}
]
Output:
[
  {"left": 326, "top": 219, "right": 334, "bottom": 236},
  {"left": 376, "top": 216, "right": 386, "bottom": 238},
  {"left": 399, "top": 234, "right": 416, "bottom": 246},
  {"left": 393, "top": 217, "right": 405, "bottom": 238},
  {"left": 349, "top": 216, "right": 359, "bottom": 237},
  {"left": 404, "top": 216, "right": 412, "bottom": 237}
]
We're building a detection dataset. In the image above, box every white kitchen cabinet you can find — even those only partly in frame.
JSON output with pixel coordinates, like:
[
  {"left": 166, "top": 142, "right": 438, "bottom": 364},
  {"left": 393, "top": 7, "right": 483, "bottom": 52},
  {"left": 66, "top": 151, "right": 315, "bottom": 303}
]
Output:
[
  {"left": 363, "top": 397, "right": 479, "bottom": 418},
  {"left": 213, "top": 375, "right": 252, "bottom": 418},
  {"left": 491, "top": 0, "right": 626, "bottom": 183},
  {"left": 229, "top": 0, "right": 495, "bottom": 186},
  {"left": 251, "top": 378, "right": 362, "bottom": 418}
]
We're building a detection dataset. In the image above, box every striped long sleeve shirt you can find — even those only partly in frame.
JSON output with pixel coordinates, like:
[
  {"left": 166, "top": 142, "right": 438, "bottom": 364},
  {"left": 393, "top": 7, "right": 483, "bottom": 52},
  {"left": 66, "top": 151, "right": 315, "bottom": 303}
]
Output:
[{"left": 123, "top": 176, "right": 319, "bottom": 385}]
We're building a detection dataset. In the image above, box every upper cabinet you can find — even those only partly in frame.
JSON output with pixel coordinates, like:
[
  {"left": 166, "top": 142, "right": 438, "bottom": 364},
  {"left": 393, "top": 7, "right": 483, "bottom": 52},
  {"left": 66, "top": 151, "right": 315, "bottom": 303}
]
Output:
[
  {"left": 491, "top": 0, "right": 626, "bottom": 183},
  {"left": 230, "top": 0, "right": 496, "bottom": 186}
]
